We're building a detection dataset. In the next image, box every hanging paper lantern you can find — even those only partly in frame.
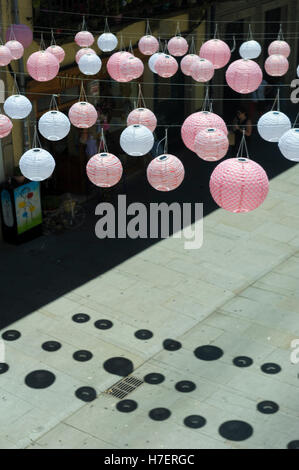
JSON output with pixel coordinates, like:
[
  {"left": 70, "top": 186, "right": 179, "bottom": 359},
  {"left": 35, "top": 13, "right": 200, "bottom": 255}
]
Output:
[
  {"left": 107, "top": 51, "right": 132, "bottom": 82},
  {"left": 75, "top": 47, "right": 96, "bottom": 64},
  {"left": 19, "top": 148, "right": 55, "bottom": 182},
  {"left": 257, "top": 111, "right": 291, "bottom": 142},
  {"left": 75, "top": 31, "right": 94, "bottom": 47},
  {"left": 38, "top": 110, "right": 71, "bottom": 141},
  {"left": 199, "top": 39, "right": 231, "bottom": 69},
  {"left": 4, "top": 95, "right": 32, "bottom": 119},
  {"left": 27, "top": 51, "right": 60, "bottom": 82},
  {"left": 6, "top": 24, "right": 33, "bottom": 48},
  {"left": 86, "top": 153, "right": 123, "bottom": 187},
  {"left": 127, "top": 108, "right": 157, "bottom": 132},
  {"left": 181, "top": 111, "right": 228, "bottom": 152},
  {"left": 79, "top": 53, "right": 102, "bottom": 75},
  {"left": 167, "top": 36, "right": 188, "bottom": 57},
  {"left": 148, "top": 52, "right": 165, "bottom": 73},
  {"left": 194, "top": 128, "right": 229, "bottom": 161},
  {"left": 268, "top": 40, "right": 290, "bottom": 58},
  {"left": 5, "top": 40, "right": 24, "bottom": 60},
  {"left": 278, "top": 129, "right": 299, "bottom": 162},
  {"left": 264, "top": 54, "right": 289, "bottom": 77},
  {"left": 68, "top": 102, "right": 97, "bottom": 128},
  {"left": 190, "top": 58, "right": 214, "bottom": 82},
  {"left": 120, "top": 56, "right": 144, "bottom": 80},
  {"left": 0, "top": 45, "right": 12, "bottom": 66},
  {"left": 0, "top": 114, "right": 13, "bottom": 138},
  {"left": 46, "top": 45, "right": 65, "bottom": 64},
  {"left": 210, "top": 158, "right": 269, "bottom": 213},
  {"left": 239, "top": 40, "right": 261, "bottom": 59},
  {"left": 226, "top": 59, "right": 263, "bottom": 94},
  {"left": 180, "top": 54, "right": 200, "bottom": 76},
  {"left": 155, "top": 54, "right": 178, "bottom": 78},
  {"left": 120, "top": 124, "right": 154, "bottom": 156},
  {"left": 138, "top": 35, "right": 159, "bottom": 55},
  {"left": 97, "top": 33, "right": 118, "bottom": 52},
  {"left": 147, "top": 154, "right": 185, "bottom": 191}
]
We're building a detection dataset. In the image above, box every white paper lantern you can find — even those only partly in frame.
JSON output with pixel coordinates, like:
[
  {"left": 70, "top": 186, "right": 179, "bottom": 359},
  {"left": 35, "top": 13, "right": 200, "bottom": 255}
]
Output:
[
  {"left": 257, "top": 111, "right": 291, "bottom": 142},
  {"left": 79, "top": 53, "right": 102, "bottom": 75},
  {"left": 4, "top": 94, "right": 32, "bottom": 119},
  {"left": 120, "top": 124, "right": 154, "bottom": 156},
  {"left": 97, "top": 33, "right": 118, "bottom": 52},
  {"left": 38, "top": 110, "right": 71, "bottom": 141},
  {"left": 278, "top": 128, "right": 299, "bottom": 162},
  {"left": 19, "top": 148, "right": 55, "bottom": 181},
  {"left": 148, "top": 52, "right": 165, "bottom": 73},
  {"left": 239, "top": 40, "right": 261, "bottom": 59}
]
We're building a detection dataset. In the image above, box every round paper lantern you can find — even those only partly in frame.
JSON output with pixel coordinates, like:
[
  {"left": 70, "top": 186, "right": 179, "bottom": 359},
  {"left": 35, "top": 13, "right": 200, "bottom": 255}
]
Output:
[
  {"left": 120, "top": 124, "right": 154, "bottom": 156},
  {"left": 86, "top": 153, "right": 123, "bottom": 187},
  {"left": 194, "top": 128, "right": 229, "bottom": 161},
  {"left": 127, "top": 108, "right": 157, "bottom": 132},
  {"left": 138, "top": 35, "right": 159, "bottom": 55},
  {"left": 79, "top": 53, "right": 102, "bottom": 75},
  {"left": 167, "top": 36, "right": 188, "bottom": 57},
  {"left": 155, "top": 54, "right": 178, "bottom": 78},
  {"left": 46, "top": 45, "right": 65, "bottom": 64},
  {"left": 268, "top": 40, "right": 290, "bottom": 58},
  {"left": 6, "top": 24, "right": 33, "bottom": 48},
  {"left": 38, "top": 110, "right": 71, "bottom": 141},
  {"left": 97, "top": 33, "right": 118, "bottom": 52},
  {"left": 5, "top": 40, "right": 24, "bottom": 60},
  {"left": 180, "top": 54, "right": 200, "bottom": 76},
  {"left": 199, "top": 39, "right": 231, "bottom": 69},
  {"left": 75, "top": 47, "right": 96, "bottom": 64},
  {"left": 181, "top": 111, "right": 228, "bottom": 152},
  {"left": 75, "top": 31, "right": 94, "bottom": 47},
  {"left": 210, "top": 158, "right": 269, "bottom": 213},
  {"left": 190, "top": 57, "right": 214, "bottom": 82},
  {"left": 257, "top": 111, "right": 291, "bottom": 142},
  {"left": 107, "top": 51, "right": 132, "bottom": 82},
  {"left": 226, "top": 59, "right": 263, "bottom": 93},
  {"left": 4, "top": 95, "right": 32, "bottom": 119},
  {"left": 147, "top": 154, "right": 185, "bottom": 191},
  {"left": 0, "top": 45, "right": 12, "bottom": 66},
  {"left": 278, "top": 129, "right": 299, "bottom": 162},
  {"left": 264, "top": 54, "right": 289, "bottom": 77},
  {"left": 148, "top": 52, "right": 165, "bottom": 73},
  {"left": 19, "top": 148, "right": 55, "bottom": 182},
  {"left": 68, "top": 102, "right": 97, "bottom": 128},
  {"left": 0, "top": 114, "right": 13, "bottom": 138},
  {"left": 120, "top": 56, "right": 144, "bottom": 80},
  {"left": 239, "top": 40, "right": 261, "bottom": 59},
  {"left": 27, "top": 51, "right": 59, "bottom": 82}
]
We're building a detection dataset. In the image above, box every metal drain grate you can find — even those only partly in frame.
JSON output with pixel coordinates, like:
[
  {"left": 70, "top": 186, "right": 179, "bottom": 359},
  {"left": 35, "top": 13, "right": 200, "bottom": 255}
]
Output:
[{"left": 103, "top": 376, "right": 144, "bottom": 399}]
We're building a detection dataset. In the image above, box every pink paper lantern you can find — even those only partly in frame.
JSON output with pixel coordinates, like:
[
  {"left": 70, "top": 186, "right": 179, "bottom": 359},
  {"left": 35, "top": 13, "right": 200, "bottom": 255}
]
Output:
[
  {"left": 226, "top": 59, "right": 263, "bottom": 94},
  {"left": 0, "top": 114, "right": 13, "bottom": 138},
  {"left": 194, "top": 128, "right": 229, "bottom": 161},
  {"left": 155, "top": 54, "right": 178, "bottom": 78},
  {"left": 127, "top": 108, "right": 157, "bottom": 133},
  {"left": 268, "top": 40, "right": 290, "bottom": 58},
  {"left": 265, "top": 54, "right": 289, "bottom": 77},
  {"left": 147, "top": 154, "right": 185, "bottom": 191},
  {"left": 27, "top": 51, "right": 60, "bottom": 82},
  {"left": 181, "top": 111, "right": 228, "bottom": 152},
  {"left": 46, "top": 45, "right": 65, "bottom": 64},
  {"left": 5, "top": 40, "right": 24, "bottom": 60},
  {"left": 210, "top": 157, "right": 269, "bottom": 213},
  {"left": 199, "top": 39, "right": 231, "bottom": 69},
  {"left": 75, "top": 31, "right": 94, "bottom": 47},
  {"left": 180, "top": 54, "right": 200, "bottom": 76},
  {"left": 167, "top": 36, "right": 188, "bottom": 57},
  {"left": 138, "top": 35, "right": 159, "bottom": 55},
  {"left": 76, "top": 47, "right": 96, "bottom": 64},
  {"left": 107, "top": 51, "right": 132, "bottom": 82},
  {"left": 68, "top": 102, "right": 97, "bottom": 128},
  {"left": 6, "top": 24, "right": 33, "bottom": 48},
  {"left": 120, "top": 56, "right": 144, "bottom": 80},
  {"left": 86, "top": 153, "right": 123, "bottom": 188},
  {"left": 191, "top": 57, "right": 214, "bottom": 82},
  {"left": 0, "top": 45, "right": 12, "bottom": 66}
]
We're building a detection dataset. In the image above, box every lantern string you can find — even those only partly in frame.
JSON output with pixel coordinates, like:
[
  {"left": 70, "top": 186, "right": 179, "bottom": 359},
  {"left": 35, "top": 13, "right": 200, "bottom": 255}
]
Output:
[
  {"left": 236, "top": 130, "right": 249, "bottom": 159},
  {"left": 104, "top": 18, "right": 110, "bottom": 34},
  {"left": 39, "top": 33, "right": 46, "bottom": 51},
  {"left": 158, "top": 36, "right": 163, "bottom": 52},
  {"left": 247, "top": 25, "right": 254, "bottom": 41},
  {"left": 213, "top": 24, "right": 219, "bottom": 40},
  {"left": 8, "top": 27, "right": 17, "bottom": 42},
  {"left": 230, "top": 35, "right": 236, "bottom": 53},
  {"left": 277, "top": 24, "right": 284, "bottom": 41},
  {"left": 12, "top": 73, "right": 20, "bottom": 95},
  {"left": 81, "top": 16, "right": 87, "bottom": 32},
  {"left": 271, "top": 89, "right": 280, "bottom": 112},
  {"left": 292, "top": 111, "right": 299, "bottom": 128},
  {"left": 145, "top": 19, "right": 152, "bottom": 36},
  {"left": 156, "top": 128, "right": 169, "bottom": 156},
  {"left": 79, "top": 81, "right": 87, "bottom": 102},
  {"left": 202, "top": 87, "right": 211, "bottom": 112},
  {"left": 136, "top": 83, "right": 146, "bottom": 108},
  {"left": 49, "top": 94, "right": 59, "bottom": 111},
  {"left": 189, "top": 36, "right": 197, "bottom": 55},
  {"left": 119, "top": 34, "right": 125, "bottom": 51},
  {"left": 32, "top": 124, "right": 42, "bottom": 149},
  {"left": 50, "top": 29, "right": 57, "bottom": 46},
  {"left": 0, "top": 35, "right": 3, "bottom": 46},
  {"left": 128, "top": 40, "right": 134, "bottom": 55},
  {"left": 175, "top": 22, "right": 181, "bottom": 37},
  {"left": 99, "top": 128, "right": 108, "bottom": 153}
]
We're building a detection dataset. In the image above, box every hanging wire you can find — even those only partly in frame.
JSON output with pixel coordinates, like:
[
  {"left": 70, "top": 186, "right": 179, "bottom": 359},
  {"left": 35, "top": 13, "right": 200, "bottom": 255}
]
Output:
[
  {"left": 119, "top": 34, "right": 125, "bottom": 51},
  {"left": 247, "top": 24, "right": 254, "bottom": 41},
  {"left": 104, "top": 18, "right": 110, "bottom": 34},
  {"left": 145, "top": 19, "right": 152, "bottom": 36},
  {"left": 213, "top": 24, "right": 219, "bottom": 39},
  {"left": 236, "top": 130, "right": 249, "bottom": 159},
  {"left": 32, "top": 124, "right": 42, "bottom": 149},
  {"left": 175, "top": 22, "right": 181, "bottom": 37},
  {"left": 189, "top": 36, "right": 196, "bottom": 55},
  {"left": 277, "top": 23, "right": 284, "bottom": 40},
  {"left": 271, "top": 88, "right": 281, "bottom": 112},
  {"left": 81, "top": 16, "right": 87, "bottom": 32},
  {"left": 50, "top": 29, "right": 56, "bottom": 46},
  {"left": 292, "top": 111, "right": 299, "bottom": 128},
  {"left": 99, "top": 128, "right": 108, "bottom": 153},
  {"left": 12, "top": 73, "right": 20, "bottom": 95},
  {"left": 202, "top": 87, "right": 210, "bottom": 111},
  {"left": 39, "top": 33, "right": 46, "bottom": 51},
  {"left": 157, "top": 128, "right": 169, "bottom": 156},
  {"left": 136, "top": 83, "right": 146, "bottom": 108},
  {"left": 230, "top": 35, "right": 236, "bottom": 53},
  {"left": 128, "top": 40, "right": 134, "bottom": 55},
  {"left": 49, "top": 94, "right": 59, "bottom": 111},
  {"left": 79, "top": 81, "right": 87, "bottom": 102},
  {"left": 163, "top": 40, "right": 168, "bottom": 53}
]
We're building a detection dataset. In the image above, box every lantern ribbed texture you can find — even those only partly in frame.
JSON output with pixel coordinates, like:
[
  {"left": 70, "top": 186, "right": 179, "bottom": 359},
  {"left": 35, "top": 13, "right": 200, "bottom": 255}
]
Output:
[
  {"left": 127, "top": 108, "right": 157, "bottom": 132},
  {"left": 4, "top": 95, "right": 32, "bottom": 119},
  {"left": 79, "top": 53, "right": 102, "bottom": 75},
  {"left": 264, "top": 54, "right": 289, "bottom": 76},
  {"left": 239, "top": 40, "right": 261, "bottom": 59},
  {"left": 86, "top": 153, "right": 123, "bottom": 187},
  {"left": 180, "top": 54, "right": 200, "bottom": 76},
  {"left": 155, "top": 54, "right": 178, "bottom": 78},
  {"left": 46, "top": 45, "right": 65, "bottom": 64},
  {"left": 75, "top": 31, "right": 94, "bottom": 47},
  {"left": 68, "top": 102, "right": 97, "bottom": 129},
  {"left": 97, "top": 33, "right": 118, "bottom": 52},
  {"left": 5, "top": 40, "right": 24, "bottom": 60},
  {"left": 6, "top": 24, "right": 33, "bottom": 48},
  {"left": 27, "top": 51, "right": 60, "bottom": 82},
  {"left": 268, "top": 40, "right": 290, "bottom": 58},
  {"left": 76, "top": 48, "right": 96, "bottom": 64},
  {"left": 191, "top": 58, "right": 214, "bottom": 82},
  {"left": 120, "top": 56, "right": 144, "bottom": 80},
  {"left": 148, "top": 52, "right": 165, "bottom": 73},
  {"left": 147, "top": 154, "right": 185, "bottom": 191},
  {"left": 257, "top": 111, "right": 291, "bottom": 142},
  {"left": 38, "top": 110, "right": 71, "bottom": 141},
  {"left": 120, "top": 124, "right": 154, "bottom": 156},
  {"left": 210, "top": 158, "right": 269, "bottom": 213},
  {"left": 199, "top": 39, "right": 231, "bottom": 69},
  {"left": 226, "top": 59, "right": 263, "bottom": 93},
  {"left": 138, "top": 35, "right": 159, "bottom": 55},
  {"left": 0, "top": 45, "right": 12, "bottom": 66},
  {"left": 167, "top": 36, "right": 189, "bottom": 57},
  {"left": 19, "top": 148, "right": 56, "bottom": 182},
  {"left": 107, "top": 51, "right": 132, "bottom": 82},
  {"left": 278, "top": 129, "right": 299, "bottom": 162},
  {"left": 181, "top": 111, "right": 228, "bottom": 152},
  {"left": 194, "top": 128, "right": 229, "bottom": 161},
  {"left": 0, "top": 114, "right": 13, "bottom": 138}
]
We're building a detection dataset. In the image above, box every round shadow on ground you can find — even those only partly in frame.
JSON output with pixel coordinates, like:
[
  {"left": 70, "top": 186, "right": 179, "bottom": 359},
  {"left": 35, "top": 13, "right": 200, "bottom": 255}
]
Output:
[
  {"left": 194, "top": 345, "right": 223, "bottom": 361},
  {"left": 163, "top": 339, "right": 182, "bottom": 351},
  {"left": 135, "top": 329, "right": 153, "bottom": 340},
  {"left": 149, "top": 408, "right": 171, "bottom": 421},
  {"left": 261, "top": 363, "right": 281, "bottom": 374},
  {"left": 257, "top": 401, "right": 279, "bottom": 414},
  {"left": 72, "top": 313, "right": 90, "bottom": 323},
  {"left": 42, "top": 341, "right": 61, "bottom": 352},
  {"left": 184, "top": 415, "right": 206, "bottom": 429},
  {"left": 116, "top": 399, "right": 138, "bottom": 413},
  {"left": 75, "top": 386, "right": 97, "bottom": 402},
  {"left": 287, "top": 440, "right": 299, "bottom": 449},
  {"left": 94, "top": 319, "right": 113, "bottom": 330},
  {"left": 73, "top": 350, "right": 93, "bottom": 362},
  {"left": 2, "top": 330, "right": 21, "bottom": 341},
  {"left": 219, "top": 420, "right": 253, "bottom": 441},
  {"left": 0, "top": 363, "right": 9, "bottom": 374},
  {"left": 103, "top": 357, "right": 134, "bottom": 376},
  {"left": 233, "top": 356, "right": 253, "bottom": 368},
  {"left": 25, "top": 370, "right": 56, "bottom": 389},
  {"left": 175, "top": 380, "right": 196, "bottom": 393},
  {"left": 144, "top": 373, "right": 165, "bottom": 385}
]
